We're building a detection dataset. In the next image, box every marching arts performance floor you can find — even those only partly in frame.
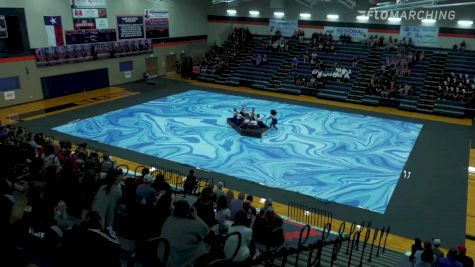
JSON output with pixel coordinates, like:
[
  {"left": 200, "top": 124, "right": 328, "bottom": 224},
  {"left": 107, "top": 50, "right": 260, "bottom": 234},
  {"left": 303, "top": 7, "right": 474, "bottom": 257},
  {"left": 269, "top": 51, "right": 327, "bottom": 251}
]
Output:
[
  {"left": 6, "top": 78, "right": 472, "bottom": 253},
  {"left": 53, "top": 90, "right": 422, "bottom": 214}
]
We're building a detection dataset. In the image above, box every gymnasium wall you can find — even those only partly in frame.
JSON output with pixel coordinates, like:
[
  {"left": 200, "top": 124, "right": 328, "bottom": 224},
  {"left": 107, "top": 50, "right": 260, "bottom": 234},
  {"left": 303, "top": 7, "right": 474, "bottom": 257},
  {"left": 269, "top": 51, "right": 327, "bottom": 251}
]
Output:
[
  {"left": 207, "top": 0, "right": 475, "bottom": 49},
  {"left": 0, "top": 0, "right": 209, "bottom": 48}
]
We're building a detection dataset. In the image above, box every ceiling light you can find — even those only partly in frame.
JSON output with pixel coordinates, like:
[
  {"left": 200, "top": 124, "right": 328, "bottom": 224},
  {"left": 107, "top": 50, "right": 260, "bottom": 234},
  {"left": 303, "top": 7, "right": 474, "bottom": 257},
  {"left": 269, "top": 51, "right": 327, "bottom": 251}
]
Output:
[
  {"left": 327, "top": 14, "right": 339, "bottom": 19},
  {"left": 388, "top": 17, "right": 401, "bottom": 22},
  {"left": 300, "top": 13, "right": 311, "bottom": 19},
  {"left": 249, "top": 10, "right": 259, "bottom": 16},
  {"left": 458, "top": 20, "right": 473, "bottom": 26},
  {"left": 226, "top": 9, "right": 236, "bottom": 15},
  {"left": 274, "top": 11, "right": 284, "bottom": 17},
  {"left": 421, "top": 19, "right": 436, "bottom": 23},
  {"left": 356, "top": 15, "right": 369, "bottom": 20}
]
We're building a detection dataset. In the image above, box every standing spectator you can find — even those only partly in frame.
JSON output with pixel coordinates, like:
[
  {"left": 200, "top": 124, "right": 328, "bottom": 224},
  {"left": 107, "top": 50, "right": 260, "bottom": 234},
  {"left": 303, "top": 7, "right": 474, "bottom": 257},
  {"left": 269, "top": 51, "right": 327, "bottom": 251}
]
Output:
[
  {"left": 226, "top": 189, "right": 235, "bottom": 207},
  {"left": 193, "top": 187, "right": 216, "bottom": 228},
  {"left": 410, "top": 238, "right": 424, "bottom": 262},
  {"left": 413, "top": 241, "right": 436, "bottom": 267},
  {"left": 457, "top": 245, "right": 474, "bottom": 267},
  {"left": 161, "top": 200, "right": 209, "bottom": 267},
  {"left": 460, "top": 40, "right": 466, "bottom": 52},
  {"left": 91, "top": 170, "right": 122, "bottom": 228},
  {"left": 230, "top": 192, "right": 246, "bottom": 219},
  {"left": 214, "top": 181, "right": 225, "bottom": 200},
  {"left": 135, "top": 174, "right": 156, "bottom": 205},
  {"left": 438, "top": 248, "right": 463, "bottom": 267},
  {"left": 183, "top": 169, "right": 197, "bottom": 195},
  {"left": 216, "top": 195, "right": 232, "bottom": 233}
]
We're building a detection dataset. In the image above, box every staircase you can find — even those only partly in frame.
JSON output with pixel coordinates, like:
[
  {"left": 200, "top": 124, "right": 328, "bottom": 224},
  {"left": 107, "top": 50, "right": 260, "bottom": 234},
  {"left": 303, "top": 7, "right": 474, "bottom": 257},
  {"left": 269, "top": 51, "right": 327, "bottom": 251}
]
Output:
[
  {"left": 265, "top": 40, "right": 308, "bottom": 93},
  {"left": 346, "top": 48, "right": 384, "bottom": 103},
  {"left": 415, "top": 51, "right": 448, "bottom": 113}
]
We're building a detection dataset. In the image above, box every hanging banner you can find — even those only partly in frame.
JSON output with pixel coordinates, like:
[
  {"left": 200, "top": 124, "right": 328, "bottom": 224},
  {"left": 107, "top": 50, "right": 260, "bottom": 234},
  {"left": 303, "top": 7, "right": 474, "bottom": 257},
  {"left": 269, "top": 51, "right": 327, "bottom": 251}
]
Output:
[
  {"left": 269, "top": 19, "right": 298, "bottom": 37},
  {"left": 44, "top": 16, "right": 64, "bottom": 47},
  {"left": 65, "top": 29, "right": 116, "bottom": 44},
  {"left": 74, "top": 18, "right": 96, "bottom": 30},
  {"left": 0, "top": 15, "right": 7, "bottom": 38},
  {"left": 72, "top": 8, "right": 107, "bottom": 18},
  {"left": 400, "top": 26, "right": 439, "bottom": 47},
  {"left": 117, "top": 15, "right": 144, "bottom": 40},
  {"left": 74, "top": 0, "right": 107, "bottom": 8},
  {"left": 144, "top": 9, "right": 169, "bottom": 38},
  {"left": 323, "top": 26, "right": 368, "bottom": 39}
]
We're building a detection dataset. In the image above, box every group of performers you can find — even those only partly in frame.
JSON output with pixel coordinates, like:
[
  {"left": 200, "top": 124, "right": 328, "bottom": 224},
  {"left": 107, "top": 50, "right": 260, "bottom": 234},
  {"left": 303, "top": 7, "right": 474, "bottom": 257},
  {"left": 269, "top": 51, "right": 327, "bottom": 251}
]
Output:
[{"left": 231, "top": 105, "right": 278, "bottom": 129}]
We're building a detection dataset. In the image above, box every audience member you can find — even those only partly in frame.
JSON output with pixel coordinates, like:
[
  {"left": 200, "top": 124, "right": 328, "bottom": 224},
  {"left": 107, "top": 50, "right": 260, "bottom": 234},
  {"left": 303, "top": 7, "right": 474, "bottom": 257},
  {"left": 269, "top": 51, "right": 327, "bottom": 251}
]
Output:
[
  {"left": 135, "top": 174, "right": 157, "bottom": 205},
  {"left": 253, "top": 207, "right": 285, "bottom": 252},
  {"left": 410, "top": 238, "right": 424, "bottom": 262},
  {"left": 193, "top": 187, "right": 217, "bottom": 228},
  {"left": 437, "top": 248, "right": 463, "bottom": 267},
  {"left": 161, "top": 200, "right": 209, "bottom": 266},
  {"left": 230, "top": 191, "right": 246, "bottom": 219},
  {"left": 433, "top": 238, "right": 444, "bottom": 260},
  {"left": 224, "top": 210, "right": 254, "bottom": 265},
  {"left": 457, "top": 245, "right": 474, "bottom": 267},
  {"left": 92, "top": 170, "right": 123, "bottom": 228},
  {"left": 214, "top": 181, "right": 225, "bottom": 199},
  {"left": 413, "top": 241, "right": 436, "bottom": 267},
  {"left": 183, "top": 169, "right": 197, "bottom": 195}
]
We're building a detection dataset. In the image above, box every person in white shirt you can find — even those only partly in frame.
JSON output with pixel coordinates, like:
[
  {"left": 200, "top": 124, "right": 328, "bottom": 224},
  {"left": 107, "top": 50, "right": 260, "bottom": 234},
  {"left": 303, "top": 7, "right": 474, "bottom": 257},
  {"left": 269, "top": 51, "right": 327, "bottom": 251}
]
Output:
[
  {"left": 312, "top": 68, "right": 318, "bottom": 78},
  {"left": 223, "top": 210, "right": 254, "bottom": 264}
]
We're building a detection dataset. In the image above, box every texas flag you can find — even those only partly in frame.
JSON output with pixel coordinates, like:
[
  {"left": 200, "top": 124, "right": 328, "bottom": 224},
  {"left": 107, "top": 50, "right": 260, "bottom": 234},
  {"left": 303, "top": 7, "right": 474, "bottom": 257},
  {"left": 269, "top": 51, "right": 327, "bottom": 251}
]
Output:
[{"left": 44, "top": 16, "right": 64, "bottom": 47}]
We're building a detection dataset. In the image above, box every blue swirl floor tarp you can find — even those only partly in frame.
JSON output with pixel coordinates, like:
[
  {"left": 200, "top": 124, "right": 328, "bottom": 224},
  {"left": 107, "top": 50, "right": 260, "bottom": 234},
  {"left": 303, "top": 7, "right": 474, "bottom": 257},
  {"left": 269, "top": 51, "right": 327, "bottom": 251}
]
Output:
[{"left": 53, "top": 90, "right": 422, "bottom": 214}]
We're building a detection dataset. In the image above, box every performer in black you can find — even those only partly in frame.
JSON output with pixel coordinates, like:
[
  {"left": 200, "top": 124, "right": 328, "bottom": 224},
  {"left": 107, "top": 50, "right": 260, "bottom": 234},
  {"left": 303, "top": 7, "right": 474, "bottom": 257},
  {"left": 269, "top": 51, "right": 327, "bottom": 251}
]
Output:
[{"left": 267, "top": 109, "right": 278, "bottom": 129}]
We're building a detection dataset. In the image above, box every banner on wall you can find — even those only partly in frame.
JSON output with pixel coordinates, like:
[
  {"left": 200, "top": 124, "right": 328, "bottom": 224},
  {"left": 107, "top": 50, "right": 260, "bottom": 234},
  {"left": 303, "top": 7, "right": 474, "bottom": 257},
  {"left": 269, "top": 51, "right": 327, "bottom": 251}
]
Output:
[
  {"left": 72, "top": 8, "right": 107, "bottom": 18},
  {"left": 400, "top": 26, "right": 439, "bottom": 47},
  {"left": 74, "top": 0, "right": 107, "bottom": 8},
  {"left": 144, "top": 9, "right": 169, "bottom": 38},
  {"left": 0, "top": 15, "right": 7, "bottom": 38},
  {"left": 4, "top": 91, "right": 15, "bottom": 101},
  {"left": 95, "top": 18, "right": 109, "bottom": 29},
  {"left": 65, "top": 29, "right": 117, "bottom": 44},
  {"left": 323, "top": 26, "right": 368, "bottom": 39},
  {"left": 44, "top": 16, "right": 64, "bottom": 47},
  {"left": 35, "top": 39, "right": 152, "bottom": 67},
  {"left": 269, "top": 19, "right": 298, "bottom": 37},
  {"left": 117, "top": 15, "right": 144, "bottom": 40}
]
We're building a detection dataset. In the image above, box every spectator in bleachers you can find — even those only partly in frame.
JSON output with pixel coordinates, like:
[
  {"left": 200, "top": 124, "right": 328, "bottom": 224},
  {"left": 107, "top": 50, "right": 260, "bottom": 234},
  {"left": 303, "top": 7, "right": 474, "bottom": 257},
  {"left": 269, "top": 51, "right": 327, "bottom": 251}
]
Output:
[
  {"left": 226, "top": 189, "right": 235, "bottom": 207},
  {"left": 460, "top": 40, "right": 467, "bottom": 52},
  {"left": 193, "top": 187, "right": 216, "bottom": 228},
  {"left": 438, "top": 72, "right": 475, "bottom": 103},
  {"left": 135, "top": 174, "right": 156, "bottom": 205},
  {"left": 437, "top": 248, "right": 463, "bottom": 267},
  {"left": 216, "top": 195, "right": 231, "bottom": 233},
  {"left": 161, "top": 200, "right": 209, "bottom": 267},
  {"left": 457, "top": 244, "right": 474, "bottom": 267},
  {"left": 92, "top": 170, "right": 123, "bottom": 228},
  {"left": 352, "top": 56, "right": 359, "bottom": 68},
  {"left": 413, "top": 241, "right": 436, "bottom": 267},
  {"left": 214, "top": 181, "right": 225, "bottom": 199},
  {"left": 253, "top": 207, "right": 285, "bottom": 253},
  {"left": 224, "top": 210, "right": 254, "bottom": 265},
  {"left": 410, "top": 238, "right": 424, "bottom": 262},
  {"left": 230, "top": 191, "right": 246, "bottom": 219},
  {"left": 256, "top": 54, "right": 263, "bottom": 66},
  {"left": 62, "top": 210, "right": 121, "bottom": 267},
  {"left": 292, "top": 57, "right": 299, "bottom": 68},
  {"left": 183, "top": 169, "right": 197, "bottom": 195}
]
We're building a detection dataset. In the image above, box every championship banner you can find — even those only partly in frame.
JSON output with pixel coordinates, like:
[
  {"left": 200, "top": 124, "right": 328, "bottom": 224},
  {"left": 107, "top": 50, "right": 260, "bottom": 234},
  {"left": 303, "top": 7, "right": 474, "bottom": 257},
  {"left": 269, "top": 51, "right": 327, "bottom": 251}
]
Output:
[
  {"left": 400, "top": 26, "right": 439, "bottom": 47},
  {"left": 269, "top": 19, "right": 298, "bottom": 37},
  {"left": 117, "top": 15, "right": 144, "bottom": 40},
  {"left": 44, "top": 16, "right": 64, "bottom": 47},
  {"left": 0, "top": 15, "right": 7, "bottom": 38},
  {"left": 324, "top": 26, "right": 368, "bottom": 39},
  {"left": 74, "top": 18, "right": 96, "bottom": 30},
  {"left": 74, "top": 0, "right": 107, "bottom": 8},
  {"left": 72, "top": 8, "right": 107, "bottom": 18},
  {"left": 144, "top": 9, "right": 169, "bottom": 38}
]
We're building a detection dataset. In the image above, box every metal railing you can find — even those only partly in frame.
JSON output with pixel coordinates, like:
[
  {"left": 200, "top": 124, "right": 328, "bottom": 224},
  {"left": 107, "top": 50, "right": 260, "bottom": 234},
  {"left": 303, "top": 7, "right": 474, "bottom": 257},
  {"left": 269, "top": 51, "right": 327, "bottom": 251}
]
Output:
[{"left": 287, "top": 202, "right": 333, "bottom": 230}]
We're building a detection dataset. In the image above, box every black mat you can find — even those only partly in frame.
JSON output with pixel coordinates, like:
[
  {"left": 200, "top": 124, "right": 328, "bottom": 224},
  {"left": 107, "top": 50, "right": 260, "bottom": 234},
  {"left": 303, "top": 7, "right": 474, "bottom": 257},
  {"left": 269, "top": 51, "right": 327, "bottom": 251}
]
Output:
[{"left": 17, "top": 78, "right": 470, "bottom": 249}]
